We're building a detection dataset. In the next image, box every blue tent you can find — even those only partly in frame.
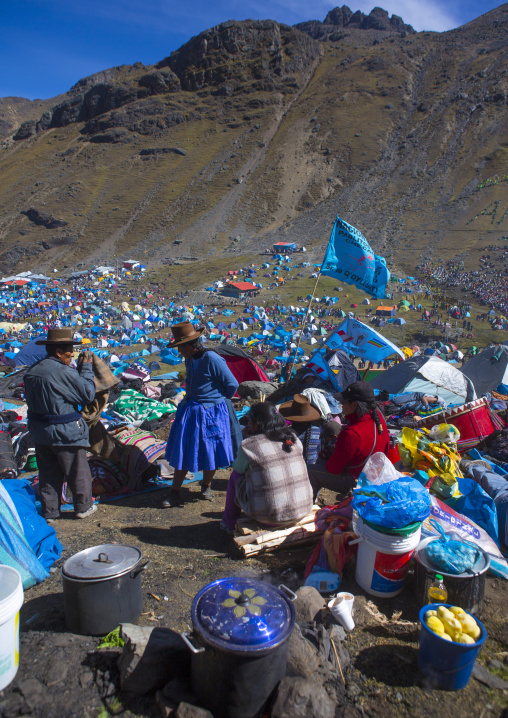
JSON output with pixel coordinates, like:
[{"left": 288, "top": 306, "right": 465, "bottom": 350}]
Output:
[{"left": 14, "top": 336, "right": 47, "bottom": 367}]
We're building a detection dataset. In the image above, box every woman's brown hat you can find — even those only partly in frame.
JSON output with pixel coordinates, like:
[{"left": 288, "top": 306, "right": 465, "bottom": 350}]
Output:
[
  {"left": 35, "top": 328, "right": 82, "bottom": 346},
  {"left": 168, "top": 321, "right": 205, "bottom": 347},
  {"left": 278, "top": 394, "right": 321, "bottom": 423}
]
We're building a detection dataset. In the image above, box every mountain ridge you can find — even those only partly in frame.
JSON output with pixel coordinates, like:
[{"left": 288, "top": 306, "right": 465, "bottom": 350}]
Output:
[{"left": 0, "top": 4, "right": 506, "bottom": 281}]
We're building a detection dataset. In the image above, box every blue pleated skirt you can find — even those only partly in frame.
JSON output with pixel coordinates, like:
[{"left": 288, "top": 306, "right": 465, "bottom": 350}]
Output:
[{"left": 165, "top": 399, "right": 234, "bottom": 472}]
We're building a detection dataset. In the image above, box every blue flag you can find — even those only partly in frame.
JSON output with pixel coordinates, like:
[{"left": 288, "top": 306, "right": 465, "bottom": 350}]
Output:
[
  {"left": 324, "top": 316, "right": 404, "bottom": 363},
  {"left": 321, "top": 216, "right": 390, "bottom": 298},
  {"left": 306, "top": 347, "right": 341, "bottom": 390}
]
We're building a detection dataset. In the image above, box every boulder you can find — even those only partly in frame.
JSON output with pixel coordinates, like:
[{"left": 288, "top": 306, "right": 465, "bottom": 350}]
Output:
[
  {"left": 237, "top": 380, "right": 278, "bottom": 399},
  {"left": 293, "top": 586, "right": 326, "bottom": 623},
  {"left": 286, "top": 623, "right": 320, "bottom": 678},
  {"left": 271, "top": 677, "right": 335, "bottom": 718},
  {"left": 118, "top": 623, "right": 190, "bottom": 694}
]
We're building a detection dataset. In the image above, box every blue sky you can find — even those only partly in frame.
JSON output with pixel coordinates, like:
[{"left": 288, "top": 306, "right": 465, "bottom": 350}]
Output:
[{"left": 1, "top": 0, "right": 502, "bottom": 100}]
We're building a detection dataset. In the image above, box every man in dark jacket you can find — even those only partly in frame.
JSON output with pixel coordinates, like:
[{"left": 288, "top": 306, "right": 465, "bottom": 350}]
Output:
[{"left": 25, "top": 328, "right": 96, "bottom": 521}]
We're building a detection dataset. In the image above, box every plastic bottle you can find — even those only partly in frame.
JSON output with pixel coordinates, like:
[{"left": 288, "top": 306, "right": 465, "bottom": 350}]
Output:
[{"left": 428, "top": 574, "right": 448, "bottom": 603}]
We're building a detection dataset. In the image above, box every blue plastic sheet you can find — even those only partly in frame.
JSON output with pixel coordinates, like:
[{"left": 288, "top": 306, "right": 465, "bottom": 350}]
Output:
[
  {"left": 447, "top": 478, "right": 499, "bottom": 546},
  {"left": 0, "top": 483, "right": 48, "bottom": 589},
  {"left": 352, "top": 477, "right": 431, "bottom": 529},
  {"left": 2, "top": 479, "right": 63, "bottom": 569}
]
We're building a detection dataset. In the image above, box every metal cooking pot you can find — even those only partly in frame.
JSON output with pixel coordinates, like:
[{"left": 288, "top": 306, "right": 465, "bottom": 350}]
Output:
[
  {"left": 181, "top": 577, "right": 296, "bottom": 718},
  {"left": 61, "top": 544, "right": 149, "bottom": 635},
  {"left": 413, "top": 536, "right": 490, "bottom": 615}
]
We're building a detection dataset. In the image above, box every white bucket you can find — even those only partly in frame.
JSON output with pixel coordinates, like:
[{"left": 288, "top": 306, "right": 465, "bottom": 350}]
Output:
[
  {"left": 0, "top": 566, "right": 24, "bottom": 690},
  {"left": 355, "top": 518, "right": 421, "bottom": 597}
]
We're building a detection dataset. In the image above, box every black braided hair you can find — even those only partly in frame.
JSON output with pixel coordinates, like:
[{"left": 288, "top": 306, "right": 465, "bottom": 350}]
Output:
[
  {"left": 355, "top": 399, "right": 384, "bottom": 433},
  {"left": 248, "top": 402, "right": 297, "bottom": 452}
]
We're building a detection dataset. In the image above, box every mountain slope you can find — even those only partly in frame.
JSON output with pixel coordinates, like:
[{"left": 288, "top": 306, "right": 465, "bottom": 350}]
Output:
[{"left": 0, "top": 5, "right": 506, "bottom": 277}]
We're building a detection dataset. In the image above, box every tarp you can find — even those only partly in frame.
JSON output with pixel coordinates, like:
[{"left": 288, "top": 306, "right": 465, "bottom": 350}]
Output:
[
  {"left": 320, "top": 216, "right": 390, "bottom": 298},
  {"left": 212, "top": 345, "right": 270, "bottom": 390},
  {"left": 13, "top": 336, "right": 47, "bottom": 367},
  {"left": 461, "top": 345, "right": 508, "bottom": 395},
  {"left": 324, "top": 317, "right": 404, "bottom": 362},
  {"left": 370, "top": 356, "right": 477, "bottom": 406}
]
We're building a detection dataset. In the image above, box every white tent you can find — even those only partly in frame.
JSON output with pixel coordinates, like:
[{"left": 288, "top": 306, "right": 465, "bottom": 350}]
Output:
[
  {"left": 361, "top": 298, "right": 370, "bottom": 305},
  {"left": 370, "top": 356, "right": 476, "bottom": 406}
]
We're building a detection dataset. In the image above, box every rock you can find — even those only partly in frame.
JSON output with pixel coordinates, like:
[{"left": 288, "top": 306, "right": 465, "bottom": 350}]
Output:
[
  {"left": 293, "top": 586, "right": 326, "bottom": 623},
  {"left": 13, "top": 120, "right": 37, "bottom": 140},
  {"left": 44, "top": 654, "right": 69, "bottom": 686},
  {"left": 236, "top": 380, "right": 278, "bottom": 400},
  {"left": 472, "top": 663, "right": 508, "bottom": 690},
  {"left": 286, "top": 623, "right": 320, "bottom": 678},
  {"left": 488, "top": 658, "right": 504, "bottom": 671},
  {"left": 79, "top": 671, "right": 94, "bottom": 688},
  {"left": 118, "top": 623, "right": 190, "bottom": 694},
  {"left": 271, "top": 677, "right": 335, "bottom": 718},
  {"left": 176, "top": 703, "right": 214, "bottom": 718},
  {"left": 346, "top": 681, "right": 361, "bottom": 700},
  {"left": 17, "top": 677, "right": 46, "bottom": 708},
  {"left": 89, "top": 128, "right": 131, "bottom": 143},
  {"left": 156, "top": 690, "right": 176, "bottom": 718},
  {"left": 162, "top": 675, "right": 196, "bottom": 706},
  {"left": 22, "top": 207, "right": 68, "bottom": 229},
  {"left": 139, "top": 147, "right": 187, "bottom": 157},
  {"left": 329, "top": 624, "right": 346, "bottom": 643}
]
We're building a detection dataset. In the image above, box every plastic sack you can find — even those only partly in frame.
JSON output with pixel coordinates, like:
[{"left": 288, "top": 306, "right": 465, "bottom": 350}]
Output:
[
  {"left": 351, "top": 477, "right": 431, "bottom": 529},
  {"left": 357, "top": 452, "right": 406, "bottom": 488},
  {"left": 0, "top": 482, "right": 48, "bottom": 589},
  {"left": 425, "top": 519, "right": 480, "bottom": 574},
  {"left": 2, "top": 479, "right": 62, "bottom": 569},
  {"left": 422, "top": 495, "right": 508, "bottom": 580},
  {"left": 448, "top": 478, "right": 499, "bottom": 546},
  {"left": 428, "top": 423, "right": 460, "bottom": 445}
]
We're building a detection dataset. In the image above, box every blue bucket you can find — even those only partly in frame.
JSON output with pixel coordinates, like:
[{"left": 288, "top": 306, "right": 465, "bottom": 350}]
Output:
[{"left": 418, "top": 603, "right": 487, "bottom": 690}]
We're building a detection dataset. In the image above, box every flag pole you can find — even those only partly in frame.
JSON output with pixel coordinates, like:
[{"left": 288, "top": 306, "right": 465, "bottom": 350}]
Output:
[{"left": 286, "top": 270, "right": 322, "bottom": 381}]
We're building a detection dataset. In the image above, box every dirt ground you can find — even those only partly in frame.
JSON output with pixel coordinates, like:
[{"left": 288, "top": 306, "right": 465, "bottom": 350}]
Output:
[{"left": 2, "top": 472, "right": 508, "bottom": 718}]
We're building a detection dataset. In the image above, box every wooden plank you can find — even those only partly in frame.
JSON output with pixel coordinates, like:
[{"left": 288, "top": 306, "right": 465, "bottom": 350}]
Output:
[{"left": 235, "top": 506, "right": 320, "bottom": 536}]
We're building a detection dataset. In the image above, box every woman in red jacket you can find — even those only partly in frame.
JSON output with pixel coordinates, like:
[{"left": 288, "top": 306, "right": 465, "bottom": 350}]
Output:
[{"left": 307, "top": 381, "right": 389, "bottom": 499}]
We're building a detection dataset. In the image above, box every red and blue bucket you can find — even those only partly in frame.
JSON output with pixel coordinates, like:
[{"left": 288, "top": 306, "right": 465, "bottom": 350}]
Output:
[{"left": 418, "top": 603, "right": 487, "bottom": 690}]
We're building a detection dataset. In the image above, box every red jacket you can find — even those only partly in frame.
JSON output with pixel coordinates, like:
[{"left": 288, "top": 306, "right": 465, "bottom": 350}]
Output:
[{"left": 326, "top": 410, "right": 389, "bottom": 479}]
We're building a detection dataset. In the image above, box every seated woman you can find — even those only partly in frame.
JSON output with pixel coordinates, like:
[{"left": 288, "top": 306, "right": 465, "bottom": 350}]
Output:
[
  {"left": 278, "top": 394, "right": 323, "bottom": 463},
  {"left": 307, "top": 381, "right": 389, "bottom": 499},
  {"left": 220, "top": 402, "right": 313, "bottom": 533}
]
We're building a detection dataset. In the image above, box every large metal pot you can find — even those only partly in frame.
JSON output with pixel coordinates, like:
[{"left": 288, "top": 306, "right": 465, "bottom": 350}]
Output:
[
  {"left": 413, "top": 536, "right": 490, "bottom": 615},
  {"left": 181, "top": 577, "right": 296, "bottom": 718},
  {"left": 61, "top": 544, "right": 149, "bottom": 635}
]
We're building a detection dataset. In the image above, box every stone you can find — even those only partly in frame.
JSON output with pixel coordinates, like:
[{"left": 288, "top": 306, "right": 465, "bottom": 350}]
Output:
[
  {"left": 329, "top": 624, "right": 346, "bottom": 643},
  {"left": 17, "top": 677, "right": 46, "bottom": 708},
  {"left": 176, "top": 703, "right": 214, "bottom": 718},
  {"left": 237, "top": 380, "right": 278, "bottom": 400},
  {"left": 79, "top": 671, "right": 94, "bottom": 688},
  {"left": 162, "top": 675, "right": 196, "bottom": 706},
  {"left": 44, "top": 654, "right": 69, "bottom": 686},
  {"left": 118, "top": 623, "right": 190, "bottom": 694},
  {"left": 472, "top": 663, "right": 508, "bottom": 690},
  {"left": 286, "top": 623, "right": 320, "bottom": 678},
  {"left": 293, "top": 586, "right": 326, "bottom": 624},
  {"left": 488, "top": 659, "right": 504, "bottom": 671},
  {"left": 271, "top": 677, "right": 335, "bottom": 718}
]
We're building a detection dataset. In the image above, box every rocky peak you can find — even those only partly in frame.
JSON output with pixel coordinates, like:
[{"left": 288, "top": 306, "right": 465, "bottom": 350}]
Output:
[
  {"left": 295, "top": 5, "right": 414, "bottom": 39},
  {"left": 157, "top": 20, "right": 321, "bottom": 92}
]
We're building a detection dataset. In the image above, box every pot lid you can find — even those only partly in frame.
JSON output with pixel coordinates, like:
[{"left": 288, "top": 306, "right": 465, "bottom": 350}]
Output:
[
  {"left": 192, "top": 577, "right": 295, "bottom": 653},
  {"left": 62, "top": 544, "right": 142, "bottom": 579}
]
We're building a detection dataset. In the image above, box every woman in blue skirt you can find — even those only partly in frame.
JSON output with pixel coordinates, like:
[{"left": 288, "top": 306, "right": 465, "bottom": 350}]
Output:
[{"left": 163, "top": 321, "right": 240, "bottom": 507}]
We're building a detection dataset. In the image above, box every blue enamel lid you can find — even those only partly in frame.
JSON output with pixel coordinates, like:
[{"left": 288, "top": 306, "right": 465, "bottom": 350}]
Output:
[{"left": 191, "top": 577, "right": 295, "bottom": 653}]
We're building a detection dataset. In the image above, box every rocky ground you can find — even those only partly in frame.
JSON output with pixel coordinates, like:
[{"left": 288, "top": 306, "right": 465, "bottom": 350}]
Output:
[{"left": 1, "top": 471, "right": 508, "bottom": 718}]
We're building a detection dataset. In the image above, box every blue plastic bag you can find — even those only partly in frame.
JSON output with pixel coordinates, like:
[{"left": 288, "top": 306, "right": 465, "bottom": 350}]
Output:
[
  {"left": 352, "top": 477, "right": 431, "bottom": 529},
  {"left": 446, "top": 478, "right": 499, "bottom": 547},
  {"left": 425, "top": 519, "right": 480, "bottom": 574},
  {"left": 2, "top": 479, "right": 63, "bottom": 569}
]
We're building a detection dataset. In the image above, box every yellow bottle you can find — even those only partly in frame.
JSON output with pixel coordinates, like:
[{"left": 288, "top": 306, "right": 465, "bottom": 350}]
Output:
[{"left": 427, "top": 574, "right": 448, "bottom": 603}]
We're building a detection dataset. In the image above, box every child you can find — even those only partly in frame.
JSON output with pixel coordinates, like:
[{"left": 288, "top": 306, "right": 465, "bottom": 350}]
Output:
[{"left": 319, "top": 420, "right": 342, "bottom": 461}]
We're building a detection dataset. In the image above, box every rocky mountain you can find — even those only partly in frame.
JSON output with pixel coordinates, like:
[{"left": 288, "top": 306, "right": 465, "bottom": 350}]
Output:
[{"left": 0, "top": 5, "right": 507, "bottom": 277}]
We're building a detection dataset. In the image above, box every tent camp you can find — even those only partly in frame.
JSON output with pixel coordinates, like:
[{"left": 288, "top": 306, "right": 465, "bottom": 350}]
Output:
[
  {"left": 460, "top": 345, "right": 508, "bottom": 395},
  {"left": 369, "top": 356, "right": 476, "bottom": 406}
]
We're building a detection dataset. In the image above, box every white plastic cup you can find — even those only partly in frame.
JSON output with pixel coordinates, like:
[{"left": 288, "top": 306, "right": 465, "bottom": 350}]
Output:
[
  {"left": 328, "top": 594, "right": 355, "bottom": 631},
  {"left": 337, "top": 591, "right": 354, "bottom": 617},
  {"left": 0, "top": 566, "right": 24, "bottom": 690}
]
